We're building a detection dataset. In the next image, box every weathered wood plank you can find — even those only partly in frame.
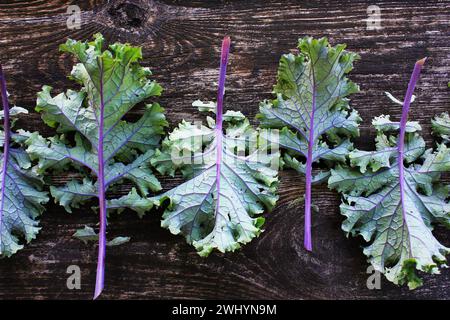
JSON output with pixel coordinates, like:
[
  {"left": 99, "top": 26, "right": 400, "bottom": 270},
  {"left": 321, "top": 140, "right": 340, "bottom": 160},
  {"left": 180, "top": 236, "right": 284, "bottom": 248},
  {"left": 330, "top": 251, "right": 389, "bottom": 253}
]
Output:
[{"left": 0, "top": 0, "right": 449, "bottom": 299}]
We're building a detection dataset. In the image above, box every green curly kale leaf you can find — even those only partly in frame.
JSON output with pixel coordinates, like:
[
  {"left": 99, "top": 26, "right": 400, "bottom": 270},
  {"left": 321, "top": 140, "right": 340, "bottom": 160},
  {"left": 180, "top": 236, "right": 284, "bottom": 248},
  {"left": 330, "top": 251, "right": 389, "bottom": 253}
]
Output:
[
  {"left": 149, "top": 106, "right": 279, "bottom": 256},
  {"left": 432, "top": 112, "right": 450, "bottom": 144},
  {"left": 329, "top": 59, "right": 450, "bottom": 289},
  {"left": 330, "top": 116, "right": 450, "bottom": 289},
  {"left": 143, "top": 37, "right": 279, "bottom": 256},
  {"left": 0, "top": 65, "right": 48, "bottom": 257},
  {"left": 25, "top": 34, "right": 167, "bottom": 298},
  {"left": 257, "top": 37, "right": 361, "bottom": 251},
  {"left": 73, "top": 225, "right": 130, "bottom": 247}
]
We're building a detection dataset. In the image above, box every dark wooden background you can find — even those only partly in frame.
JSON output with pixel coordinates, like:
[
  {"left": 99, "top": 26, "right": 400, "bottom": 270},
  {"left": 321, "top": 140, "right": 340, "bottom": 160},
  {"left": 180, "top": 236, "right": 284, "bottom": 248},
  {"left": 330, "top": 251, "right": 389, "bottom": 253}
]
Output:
[{"left": 0, "top": 0, "right": 449, "bottom": 300}]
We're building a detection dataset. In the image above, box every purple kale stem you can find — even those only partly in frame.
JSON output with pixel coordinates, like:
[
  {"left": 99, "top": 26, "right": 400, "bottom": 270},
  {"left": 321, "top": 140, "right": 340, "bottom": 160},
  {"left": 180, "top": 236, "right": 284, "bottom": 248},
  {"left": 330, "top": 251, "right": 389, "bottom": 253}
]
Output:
[
  {"left": 94, "top": 60, "right": 107, "bottom": 300},
  {"left": 397, "top": 58, "right": 426, "bottom": 232},
  {"left": 0, "top": 64, "right": 11, "bottom": 240},
  {"left": 214, "top": 36, "right": 230, "bottom": 217},
  {"left": 304, "top": 74, "right": 316, "bottom": 252},
  {"left": 216, "top": 36, "right": 230, "bottom": 130}
]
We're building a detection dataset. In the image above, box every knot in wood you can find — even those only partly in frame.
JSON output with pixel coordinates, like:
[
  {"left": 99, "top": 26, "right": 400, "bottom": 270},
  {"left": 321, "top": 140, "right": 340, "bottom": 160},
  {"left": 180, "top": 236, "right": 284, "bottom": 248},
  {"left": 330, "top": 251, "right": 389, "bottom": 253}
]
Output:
[{"left": 107, "top": 0, "right": 154, "bottom": 29}]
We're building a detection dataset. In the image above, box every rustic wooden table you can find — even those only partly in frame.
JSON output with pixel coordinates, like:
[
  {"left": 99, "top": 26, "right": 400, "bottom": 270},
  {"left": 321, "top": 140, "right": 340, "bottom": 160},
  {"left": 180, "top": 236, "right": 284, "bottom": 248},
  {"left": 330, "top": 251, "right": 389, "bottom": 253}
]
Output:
[{"left": 0, "top": 0, "right": 449, "bottom": 299}]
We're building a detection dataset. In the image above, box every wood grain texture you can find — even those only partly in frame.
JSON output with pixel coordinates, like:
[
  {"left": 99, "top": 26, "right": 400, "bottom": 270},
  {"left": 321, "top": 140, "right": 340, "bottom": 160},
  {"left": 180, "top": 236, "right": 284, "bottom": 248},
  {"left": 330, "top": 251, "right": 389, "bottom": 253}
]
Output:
[{"left": 0, "top": 0, "right": 450, "bottom": 299}]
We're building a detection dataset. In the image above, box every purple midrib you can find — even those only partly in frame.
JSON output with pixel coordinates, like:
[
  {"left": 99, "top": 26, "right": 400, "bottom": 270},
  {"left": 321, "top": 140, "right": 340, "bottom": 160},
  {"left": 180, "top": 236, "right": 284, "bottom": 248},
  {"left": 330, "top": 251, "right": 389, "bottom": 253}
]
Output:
[
  {"left": 0, "top": 64, "right": 11, "bottom": 241},
  {"left": 94, "top": 59, "right": 107, "bottom": 300},
  {"left": 397, "top": 58, "right": 426, "bottom": 256},
  {"left": 214, "top": 37, "right": 230, "bottom": 219},
  {"left": 304, "top": 68, "right": 316, "bottom": 252}
]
